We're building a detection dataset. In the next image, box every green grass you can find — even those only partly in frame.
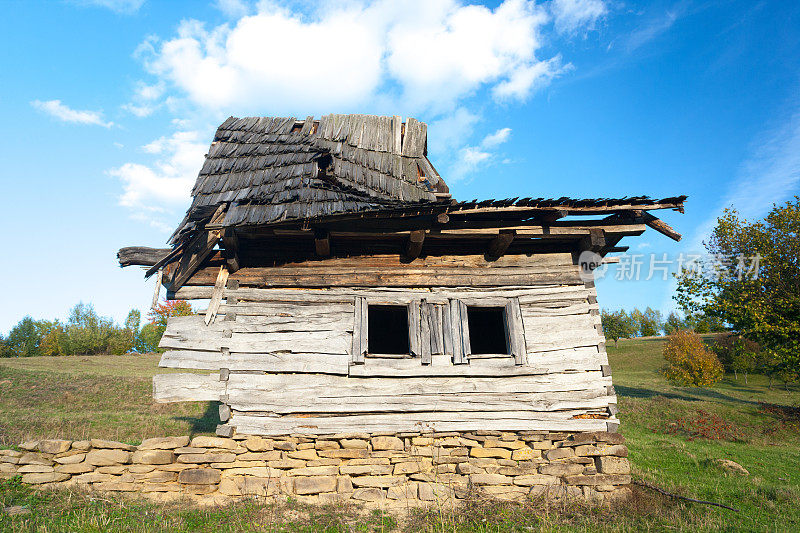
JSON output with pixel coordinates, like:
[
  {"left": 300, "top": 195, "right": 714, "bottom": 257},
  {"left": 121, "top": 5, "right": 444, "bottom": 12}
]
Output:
[
  {"left": 1, "top": 339, "right": 799, "bottom": 531},
  {"left": 610, "top": 337, "right": 800, "bottom": 532},
  {"left": 0, "top": 355, "right": 216, "bottom": 446}
]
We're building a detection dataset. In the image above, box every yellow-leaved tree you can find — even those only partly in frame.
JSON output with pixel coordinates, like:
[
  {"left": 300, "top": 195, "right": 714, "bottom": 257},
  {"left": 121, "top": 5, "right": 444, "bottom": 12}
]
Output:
[{"left": 663, "top": 330, "right": 724, "bottom": 387}]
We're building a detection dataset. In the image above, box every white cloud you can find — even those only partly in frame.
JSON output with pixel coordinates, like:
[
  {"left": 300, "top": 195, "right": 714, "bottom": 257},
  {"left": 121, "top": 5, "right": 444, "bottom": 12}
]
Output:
[
  {"left": 109, "top": 130, "right": 209, "bottom": 230},
  {"left": 215, "top": 0, "right": 251, "bottom": 19},
  {"left": 31, "top": 99, "right": 114, "bottom": 127},
  {"left": 73, "top": 0, "right": 145, "bottom": 14},
  {"left": 428, "top": 107, "right": 481, "bottom": 153},
  {"left": 624, "top": 7, "right": 684, "bottom": 53},
  {"left": 450, "top": 127, "right": 513, "bottom": 181},
  {"left": 137, "top": 0, "right": 559, "bottom": 114},
  {"left": 550, "top": 0, "right": 607, "bottom": 34},
  {"left": 481, "top": 127, "right": 512, "bottom": 148},
  {"left": 122, "top": 81, "right": 165, "bottom": 117},
  {"left": 493, "top": 55, "right": 571, "bottom": 100},
  {"left": 689, "top": 106, "right": 800, "bottom": 249}
]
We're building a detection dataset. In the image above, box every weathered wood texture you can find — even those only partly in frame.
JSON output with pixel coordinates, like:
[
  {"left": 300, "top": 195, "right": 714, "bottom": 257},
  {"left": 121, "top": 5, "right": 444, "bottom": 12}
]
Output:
[
  {"left": 227, "top": 413, "right": 611, "bottom": 435},
  {"left": 152, "top": 373, "right": 225, "bottom": 402},
  {"left": 155, "top": 269, "right": 616, "bottom": 434},
  {"left": 182, "top": 252, "right": 585, "bottom": 288}
]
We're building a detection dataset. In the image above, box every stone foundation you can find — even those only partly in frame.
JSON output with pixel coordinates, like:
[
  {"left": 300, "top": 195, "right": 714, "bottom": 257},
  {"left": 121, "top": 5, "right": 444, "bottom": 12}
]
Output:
[{"left": 0, "top": 431, "right": 631, "bottom": 507}]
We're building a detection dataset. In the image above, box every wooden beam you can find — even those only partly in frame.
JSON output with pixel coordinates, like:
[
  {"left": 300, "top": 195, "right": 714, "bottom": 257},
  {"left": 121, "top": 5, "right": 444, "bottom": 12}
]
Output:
[
  {"left": 167, "top": 205, "right": 226, "bottom": 290},
  {"left": 641, "top": 212, "right": 682, "bottom": 241},
  {"left": 222, "top": 229, "right": 240, "bottom": 273},
  {"left": 435, "top": 213, "right": 450, "bottom": 224},
  {"left": 538, "top": 209, "right": 568, "bottom": 223},
  {"left": 314, "top": 228, "right": 331, "bottom": 257},
  {"left": 580, "top": 228, "right": 606, "bottom": 252},
  {"left": 404, "top": 230, "right": 425, "bottom": 260},
  {"left": 486, "top": 229, "right": 516, "bottom": 258},
  {"left": 117, "top": 247, "right": 172, "bottom": 268}
]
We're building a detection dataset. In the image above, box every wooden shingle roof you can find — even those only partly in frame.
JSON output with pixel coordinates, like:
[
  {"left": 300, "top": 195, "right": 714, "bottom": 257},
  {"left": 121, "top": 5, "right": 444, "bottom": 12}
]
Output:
[{"left": 170, "top": 114, "right": 448, "bottom": 244}]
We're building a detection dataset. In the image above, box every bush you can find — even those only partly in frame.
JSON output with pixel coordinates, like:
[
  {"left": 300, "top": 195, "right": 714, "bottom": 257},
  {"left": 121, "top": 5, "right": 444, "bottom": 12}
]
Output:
[{"left": 663, "top": 330, "right": 724, "bottom": 387}]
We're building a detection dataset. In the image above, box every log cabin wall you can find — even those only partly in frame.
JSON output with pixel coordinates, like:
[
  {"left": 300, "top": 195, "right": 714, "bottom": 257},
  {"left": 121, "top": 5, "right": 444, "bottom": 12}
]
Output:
[{"left": 154, "top": 251, "right": 617, "bottom": 437}]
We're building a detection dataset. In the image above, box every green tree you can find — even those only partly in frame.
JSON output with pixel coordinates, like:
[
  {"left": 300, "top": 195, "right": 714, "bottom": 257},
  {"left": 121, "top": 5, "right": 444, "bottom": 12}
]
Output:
[
  {"left": 65, "top": 302, "right": 116, "bottom": 355},
  {"left": 140, "top": 299, "right": 194, "bottom": 353},
  {"left": 124, "top": 309, "right": 141, "bottom": 332},
  {"left": 675, "top": 197, "right": 800, "bottom": 384},
  {"left": 601, "top": 310, "right": 634, "bottom": 347},
  {"left": 3, "top": 316, "right": 44, "bottom": 357},
  {"left": 664, "top": 311, "right": 686, "bottom": 335},
  {"left": 630, "top": 307, "right": 664, "bottom": 337}
]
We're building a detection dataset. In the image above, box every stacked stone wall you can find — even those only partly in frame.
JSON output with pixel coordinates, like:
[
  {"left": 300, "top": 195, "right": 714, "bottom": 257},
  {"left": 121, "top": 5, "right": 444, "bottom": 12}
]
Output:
[{"left": 0, "top": 431, "right": 631, "bottom": 507}]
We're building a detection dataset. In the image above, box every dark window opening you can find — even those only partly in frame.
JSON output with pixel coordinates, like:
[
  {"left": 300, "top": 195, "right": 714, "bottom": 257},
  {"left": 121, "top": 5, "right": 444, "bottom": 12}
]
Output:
[
  {"left": 368, "top": 305, "right": 409, "bottom": 355},
  {"left": 467, "top": 307, "right": 509, "bottom": 355}
]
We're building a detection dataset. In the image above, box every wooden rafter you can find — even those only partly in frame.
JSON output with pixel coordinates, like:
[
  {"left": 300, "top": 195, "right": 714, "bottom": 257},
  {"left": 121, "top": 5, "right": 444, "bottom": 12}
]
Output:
[{"left": 486, "top": 230, "right": 516, "bottom": 259}]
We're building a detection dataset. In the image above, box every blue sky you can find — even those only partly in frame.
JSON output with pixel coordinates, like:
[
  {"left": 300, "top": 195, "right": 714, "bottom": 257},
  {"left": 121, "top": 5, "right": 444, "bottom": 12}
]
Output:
[{"left": 1, "top": 0, "right": 799, "bottom": 332}]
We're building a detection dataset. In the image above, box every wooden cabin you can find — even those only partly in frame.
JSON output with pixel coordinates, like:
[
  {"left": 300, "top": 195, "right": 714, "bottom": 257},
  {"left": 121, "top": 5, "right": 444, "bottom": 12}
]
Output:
[{"left": 119, "top": 114, "right": 685, "bottom": 439}]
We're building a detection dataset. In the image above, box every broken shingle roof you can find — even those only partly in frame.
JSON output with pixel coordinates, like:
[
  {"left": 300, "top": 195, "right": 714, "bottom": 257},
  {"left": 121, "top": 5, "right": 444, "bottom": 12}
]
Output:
[{"left": 170, "top": 114, "right": 448, "bottom": 244}]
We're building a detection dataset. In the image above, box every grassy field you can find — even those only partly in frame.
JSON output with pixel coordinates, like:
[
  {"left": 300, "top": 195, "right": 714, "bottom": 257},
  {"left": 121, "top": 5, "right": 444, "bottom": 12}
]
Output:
[{"left": 1, "top": 339, "right": 799, "bottom": 531}]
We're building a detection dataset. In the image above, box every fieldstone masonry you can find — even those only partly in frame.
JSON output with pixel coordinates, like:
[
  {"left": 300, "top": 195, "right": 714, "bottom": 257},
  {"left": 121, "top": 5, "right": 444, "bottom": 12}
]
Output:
[{"left": 0, "top": 432, "right": 631, "bottom": 507}]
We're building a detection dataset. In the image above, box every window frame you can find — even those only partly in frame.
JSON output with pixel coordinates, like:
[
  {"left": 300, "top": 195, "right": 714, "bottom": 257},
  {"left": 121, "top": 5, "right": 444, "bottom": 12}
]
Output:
[{"left": 351, "top": 296, "right": 526, "bottom": 366}]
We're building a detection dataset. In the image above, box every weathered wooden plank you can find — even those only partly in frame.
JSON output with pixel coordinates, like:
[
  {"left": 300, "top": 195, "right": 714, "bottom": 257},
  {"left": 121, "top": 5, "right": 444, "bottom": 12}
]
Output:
[
  {"left": 442, "top": 301, "right": 453, "bottom": 357},
  {"left": 226, "top": 389, "right": 615, "bottom": 415},
  {"left": 173, "top": 281, "right": 590, "bottom": 302},
  {"left": 420, "top": 301, "right": 432, "bottom": 365},
  {"left": 448, "top": 299, "right": 464, "bottom": 364},
  {"left": 151, "top": 269, "right": 163, "bottom": 310},
  {"left": 222, "top": 303, "right": 354, "bottom": 318},
  {"left": 408, "top": 299, "right": 421, "bottom": 357},
  {"left": 506, "top": 297, "right": 526, "bottom": 365},
  {"left": 188, "top": 269, "right": 584, "bottom": 288},
  {"left": 526, "top": 331, "right": 606, "bottom": 353},
  {"left": 159, "top": 350, "right": 350, "bottom": 375},
  {"left": 392, "top": 115, "right": 402, "bottom": 155},
  {"left": 152, "top": 373, "right": 224, "bottom": 402},
  {"left": 159, "top": 329, "right": 351, "bottom": 355},
  {"left": 352, "top": 296, "right": 366, "bottom": 363},
  {"left": 431, "top": 304, "right": 444, "bottom": 355},
  {"left": 348, "top": 352, "right": 603, "bottom": 377},
  {"left": 205, "top": 266, "right": 229, "bottom": 325},
  {"left": 459, "top": 300, "right": 471, "bottom": 358},
  {"left": 227, "top": 371, "right": 611, "bottom": 397},
  {"left": 229, "top": 412, "right": 611, "bottom": 436},
  {"left": 226, "top": 316, "right": 353, "bottom": 333}
]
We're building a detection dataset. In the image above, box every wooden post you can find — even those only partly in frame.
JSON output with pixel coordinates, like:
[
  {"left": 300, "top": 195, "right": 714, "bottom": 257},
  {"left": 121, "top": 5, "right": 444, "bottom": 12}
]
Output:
[
  {"left": 405, "top": 230, "right": 425, "bottom": 260},
  {"left": 314, "top": 229, "right": 331, "bottom": 257},
  {"left": 204, "top": 266, "right": 229, "bottom": 325},
  {"left": 151, "top": 269, "right": 162, "bottom": 310},
  {"left": 222, "top": 229, "right": 240, "bottom": 273}
]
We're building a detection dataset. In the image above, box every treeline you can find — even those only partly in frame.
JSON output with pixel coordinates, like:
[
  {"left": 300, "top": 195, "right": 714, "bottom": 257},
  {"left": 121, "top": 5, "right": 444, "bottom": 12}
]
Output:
[
  {"left": 600, "top": 308, "right": 725, "bottom": 347},
  {"left": 0, "top": 301, "right": 192, "bottom": 357}
]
